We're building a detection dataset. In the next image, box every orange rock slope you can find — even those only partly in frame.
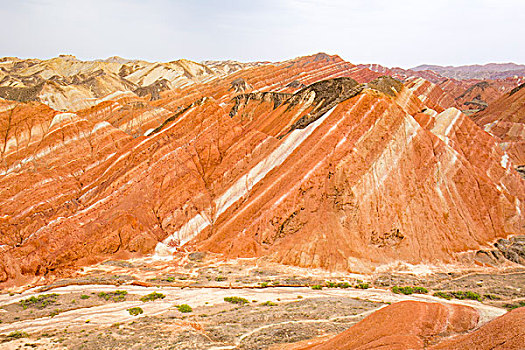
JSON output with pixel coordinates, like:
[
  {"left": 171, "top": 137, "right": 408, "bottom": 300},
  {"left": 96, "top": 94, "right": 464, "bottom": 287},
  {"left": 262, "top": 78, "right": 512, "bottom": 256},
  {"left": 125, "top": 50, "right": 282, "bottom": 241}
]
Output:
[
  {"left": 471, "top": 82, "right": 525, "bottom": 168},
  {"left": 0, "top": 53, "right": 524, "bottom": 286},
  {"left": 281, "top": 301, "right": 525, "bottom": 350}
]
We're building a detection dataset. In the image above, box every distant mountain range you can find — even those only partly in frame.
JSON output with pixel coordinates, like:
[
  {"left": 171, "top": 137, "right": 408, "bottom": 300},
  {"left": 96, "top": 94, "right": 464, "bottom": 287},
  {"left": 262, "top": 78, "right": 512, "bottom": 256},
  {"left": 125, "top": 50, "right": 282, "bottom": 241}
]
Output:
[{"left": 411, "top": 63, "right": 525, "bottom": 80}]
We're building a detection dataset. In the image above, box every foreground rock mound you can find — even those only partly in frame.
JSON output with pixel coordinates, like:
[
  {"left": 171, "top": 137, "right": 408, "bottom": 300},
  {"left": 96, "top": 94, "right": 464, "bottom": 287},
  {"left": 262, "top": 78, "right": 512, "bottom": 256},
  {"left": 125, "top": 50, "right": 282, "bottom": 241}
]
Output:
[
  {"left": 431, "top": 306, "right": 525, "bottom": 349},
  {"left": 284, "top": 301, "right": 479, "bottom": 350}
]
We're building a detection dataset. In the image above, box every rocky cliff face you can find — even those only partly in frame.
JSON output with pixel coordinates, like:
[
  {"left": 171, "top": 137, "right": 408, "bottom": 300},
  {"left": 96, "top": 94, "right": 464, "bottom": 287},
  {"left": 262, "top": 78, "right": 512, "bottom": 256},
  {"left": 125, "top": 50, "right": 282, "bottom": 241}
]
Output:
[{"left": 0, "top": 53, "right": 523, "bottom": 286}]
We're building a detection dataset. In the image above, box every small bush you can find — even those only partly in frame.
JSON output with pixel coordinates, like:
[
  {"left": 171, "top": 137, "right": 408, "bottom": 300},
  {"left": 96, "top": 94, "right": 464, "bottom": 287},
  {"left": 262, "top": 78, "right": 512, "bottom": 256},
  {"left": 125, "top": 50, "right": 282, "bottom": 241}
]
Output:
[
  {"left": 355, "top": 283, "right": 369, "bottom": 289},
  {"left": 259, "top": 282, "right": 269, "bottom": 288},
  {"left": 413, "top": 287, "right": 428, "bottom": 294},
  {"left": 392, "top": 286, "right": 413, "bottom": 295},
  {"left": 7, "top": 330, "right": 28, "bottom": 339},
  {"left": 224, "top": 296, "right": 249, "bottom": 305},
  {"left": 434, "top": 291, "right": 453, "bottom": 300},
  {"left": 80, "top": 295, "right": 90, "bottom": 300},
  {"left": 337, "top": 282, "right": 351, "bottom": 289},
  {"left": 483, "top": 294, "right": 500, "bottom": 300},
  {"left": 450, "top": 291, "right": 482, "bottom": 302},
  {"left": 325, "top": 281, "right": 337, "bottom": 288},
  {"left": 392, "top": 286, "right": 427, "bottom": 295},
  {"left": 127, "top": 307, "right": 143, "bottom": 316},
  {"left": 176, "top": 304, "right": 193, "bottom": 313},
  {"left": 50, "top": 309, "right": 61, "bottom": 317},
  {"left": 215, "top": 276, "right": 227, "bottom": 282},
  {"left": 261, "top": 301, "right": 277, "bottom": 306},
  {"left": 98, "top": 290, "right": 128, "bottom": 302},
  {"left": 311, "top": 285, "right": 323, "bottom": 290},
  {"left": 140, "top": 292, "right": 165, "bottom": 302},
  {"left": 503, "top": 301, "right": 525, "bottom": 310}
]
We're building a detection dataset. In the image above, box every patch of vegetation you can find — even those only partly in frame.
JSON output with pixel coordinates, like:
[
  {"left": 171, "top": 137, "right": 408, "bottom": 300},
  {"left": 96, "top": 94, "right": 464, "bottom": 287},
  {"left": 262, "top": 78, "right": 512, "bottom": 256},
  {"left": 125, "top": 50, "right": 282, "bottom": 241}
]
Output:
[
  {"left": 392, "top": 286, "right": 428, "bottom": 295},
  {"left": 224, "top": 296, "right": 249, "bottom": 305},
  {"left": 20, "top": 294, "right": 59, "bottom": 309},
  {"left": 80, "top": 294, "right": 90, "bottom": 300},
  {"left": 325, "top": 281, "right": 337, "bottom": 288},
  {"left": 311, "top": 285, "right": 323, "bottom": 290},
  {"left": 215, "top": 276, "right": 227, "bottom": 282},
  {"left": 337, "top": 282, "right": 351, "bottom": 289},
  {"left": 140, "top": 292, "right": 165, "bottom": 302},
  {"left": 433, "top": 292, "right": 453, "bottom": 300},
  {"left": 50, "top": 309, "right": 61, "bottom": 317},
  {"left": 97, "top": 290, "right": 128, "bottom": 302},
  {"left": 503, "top": 301, "right": 525, "bottom": 310},
  {"left": 433, "top": 290, "right": 482, "bottom": 302},
  {"left": 450, "top": 291, "right": 482, "bottom": 302},
  {"left": 7, "top": 330, "right": 28, "bottom": 339},
  {"left": 355, "top": 283, "right": 369, "bottom": 289},
  {"left": 176, "top": 304, "right": 193, "bottom": 313},
  {"left": 483, "top": 294, "right": 500, "bottom": 300},
  {"left": 259, "top": 282, "right": 269, "bottom": 288},
  {"left": 261, "top": 301, "right": 277, "bottom": 306},
  {"left": 127, "top": 307, "right": 143, "bottom": 316}
]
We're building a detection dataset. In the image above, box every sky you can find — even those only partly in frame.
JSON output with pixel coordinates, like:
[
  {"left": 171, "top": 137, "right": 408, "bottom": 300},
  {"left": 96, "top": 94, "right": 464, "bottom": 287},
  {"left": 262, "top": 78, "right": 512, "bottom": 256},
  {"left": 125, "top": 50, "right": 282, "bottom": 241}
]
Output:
[{"left": 1, "top": 0, "right": 524, "bottom": 68}]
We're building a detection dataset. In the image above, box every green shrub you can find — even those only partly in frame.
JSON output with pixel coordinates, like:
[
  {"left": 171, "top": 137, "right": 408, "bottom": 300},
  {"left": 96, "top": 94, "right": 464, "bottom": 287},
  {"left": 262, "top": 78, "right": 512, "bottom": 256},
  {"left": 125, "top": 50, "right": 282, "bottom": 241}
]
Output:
[
  {"left": 140, "top": 292, "right": 165, "bottom": 302},
  {"left": 259, "top": 282, "right": 269, "bottom": 288},
  {"left": 356, "top": 283, "right": 369, "bottom": 289},
  {"left": 127, "top": 307, "right": 143, "bottom": 316},
  {"left": 50, "top": 309, "right": 61, "bottom": 317},
  {"left": 325, "top": 281, "right": 337, "bottom": 288},
  {"left": 311, "top": 285, "right": 323, "bottom": 290},
  {"left": 261, "top": 301, "right": 277, "bottom": 306},
  {"left": 450, "top": 291, "right": 482, "bottom": 302},
  {"left": 98, "top": 290, "right": 128, "bottom": 302},
  {"left": 413, "top": 287, "right": 428, "bottom": 294},
  {"left": 224, "top": 296, "right": 249, "bottom": 305},
  {"left": 392, "top": 286, "right": 413, "bottom": 295},
  {"left": 336, "top": 282, "right": 351, "bottom": 289},
  {"left": 434, "top": 291, "right": 453, "bottom": 300},
  {"left": 7, "top": 330, "right": 28, "bottom": 338},
  {"left": 483, "top": 294, "right": 500, "bottom": 300},
  {"left": 20, "top": 294, "right": 59, "bottom": 309},
  {"left": 391, "top": 286, "right": 427, "bottom": 295},
  {"left": 176, "top": 304, "right": 193, "bottom": 313},
  {"left": 215, "top": 276, "right": 227, "bottom": 282},
  {"left": 503, "top": 301, "right": 525, "bottom": 310},
  {"left": 80, "top": 295, "right": 90, "bottom": 300}
]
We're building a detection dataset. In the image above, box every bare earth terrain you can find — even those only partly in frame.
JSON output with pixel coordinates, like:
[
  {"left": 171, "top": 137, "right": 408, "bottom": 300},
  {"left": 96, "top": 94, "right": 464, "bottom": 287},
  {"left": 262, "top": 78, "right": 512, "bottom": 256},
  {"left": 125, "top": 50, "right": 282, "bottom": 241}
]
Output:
[{"left": 0, "top": 256, "right": 522, "bottom": 349}]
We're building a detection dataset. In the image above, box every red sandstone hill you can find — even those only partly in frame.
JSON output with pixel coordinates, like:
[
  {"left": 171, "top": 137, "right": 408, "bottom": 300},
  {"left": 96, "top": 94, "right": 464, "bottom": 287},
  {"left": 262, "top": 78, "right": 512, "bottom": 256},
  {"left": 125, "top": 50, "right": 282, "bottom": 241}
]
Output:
[
  {"left": 360, "top": 63, "right": 524, "bottom": 114},
  {"left": 0, "top": 53, "right": 524, "bottom": 286},
  {"left": 471, "top": 82, "right": 525, "bottom": 170},
  {"left": 280, "top": 301, "right": 524, "bottom": 350}
]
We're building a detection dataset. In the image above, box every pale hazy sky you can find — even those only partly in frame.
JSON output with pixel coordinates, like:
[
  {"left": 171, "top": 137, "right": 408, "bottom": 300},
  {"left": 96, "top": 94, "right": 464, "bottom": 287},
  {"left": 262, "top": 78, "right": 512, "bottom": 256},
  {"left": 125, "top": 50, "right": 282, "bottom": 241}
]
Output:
[{"left": 1, "top": 0, "right": 524, "bottom": 68}]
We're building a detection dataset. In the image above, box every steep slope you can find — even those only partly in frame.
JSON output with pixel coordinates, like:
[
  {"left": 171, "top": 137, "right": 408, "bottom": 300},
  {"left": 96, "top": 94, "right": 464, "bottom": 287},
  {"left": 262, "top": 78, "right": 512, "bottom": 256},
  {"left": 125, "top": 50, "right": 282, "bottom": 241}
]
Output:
[
  {"left": 471, "top": 82, "right": 525, "bottom": 169},
  {"left": 0, "top": 54, "right": 523, "bottom": 287}
]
